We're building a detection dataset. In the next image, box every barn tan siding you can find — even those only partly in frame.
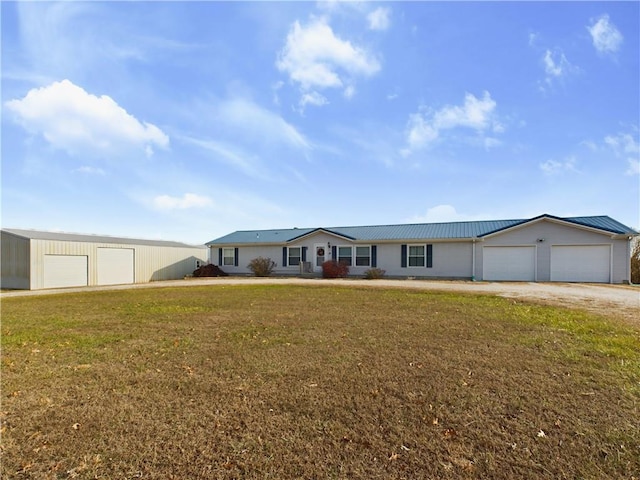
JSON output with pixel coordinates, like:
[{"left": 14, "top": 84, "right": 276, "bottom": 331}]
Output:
[
  {"left": 27, "top": 240, "right": 207, "bottom": 290},
  {"left": 1, "top": 232, "right": 30, "bottom": 289},
  {"left": 135, "top": 246, "right": 208, "bottom": 281}
]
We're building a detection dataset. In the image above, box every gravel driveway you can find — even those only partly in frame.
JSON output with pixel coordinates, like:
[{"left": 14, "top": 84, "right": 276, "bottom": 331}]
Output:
[{"left": 3, "top": 277, "right": 638, "bottom": 326}]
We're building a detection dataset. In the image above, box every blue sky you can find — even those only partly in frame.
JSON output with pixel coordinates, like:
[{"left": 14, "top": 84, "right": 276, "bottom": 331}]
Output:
[{"left": 2, "top": 1, "right": 638, "bottom": 244}]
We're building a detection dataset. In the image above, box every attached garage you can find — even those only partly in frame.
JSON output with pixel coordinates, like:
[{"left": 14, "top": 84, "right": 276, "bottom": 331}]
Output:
[
  {"left": 1, "top": 229, "right": 208, "bottom": 290},
  {"left": 483, "top": 246, "right": 536, "bottom": 281},
  {"left": 478, "top": 215, "right": 635, "bottom": 284},
  {"left": 43, "top": 255, "right": 88, "bottom": 288},
  {"left": 97, "top": 248, "right": 134, "bottom": 285},
  {"left": 550, "top": 245, "right": 610, "bottom": 283}
]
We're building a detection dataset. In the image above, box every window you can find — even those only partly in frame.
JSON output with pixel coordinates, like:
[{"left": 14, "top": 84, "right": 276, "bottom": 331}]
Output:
[
  {"left": 223, "top": 248, "right": 235, "bottom": 266},
  {"left": 408, "top": 245, "right": 425, "bottom": 267},
  {"left": 288, "top": 247, "right": 301, "bottom": 266},
  {"left": 355, "top": 246, "right": 371, "bottom": 266},
  {"left": 338, "top": 246, "right": 352, "bottom": 266}
]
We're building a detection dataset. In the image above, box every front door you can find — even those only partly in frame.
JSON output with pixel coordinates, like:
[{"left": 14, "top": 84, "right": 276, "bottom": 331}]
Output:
[{"left": 314, "top": 244, "right": 327, "bottom": 272}]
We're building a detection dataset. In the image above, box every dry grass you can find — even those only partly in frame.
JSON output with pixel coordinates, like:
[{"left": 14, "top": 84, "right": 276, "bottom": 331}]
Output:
[{"left": 1, "top": 285, "right": 639, "bottom": 479}]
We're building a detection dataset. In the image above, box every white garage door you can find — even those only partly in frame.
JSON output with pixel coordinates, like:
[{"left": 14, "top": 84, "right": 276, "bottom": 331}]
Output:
[
  {"left": 551, "top": 245, "right": 610, "bottom": 283},
  {"left": 97, "top": 248, "right": 134, "bottom": 285},
  {"left": 43, "top": 255, "right": 88, "bottom": 288},
  {"left": 483, "top": 246, "right": 536, "bottom": 281}
]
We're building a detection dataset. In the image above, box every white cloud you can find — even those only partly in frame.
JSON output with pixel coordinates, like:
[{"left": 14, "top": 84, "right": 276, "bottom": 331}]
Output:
[
  {"left": 403, "top": 91, "right": 500, "bottom": 154},
  {"left": 179, "top": 97, "right": 311, "bottom": 179},
  {"left": 540, "top": 156, "right": 578, "bottom": 175},
  {"left": 299, "top": 91, "right": 329, "bottom": 111},
  {"left": 540, "top": 49, "right": 578, "bottom": 89},
  {"left": 73, "top": 166, "right": 106, "bottom": 175},
  {"left": 343, "top": 85, "right": 356, "bottom": 99},
  {"left": 153, "top": 193, "right": 213, "bottom": 210},
  {"left": 605, "top": 131, "right": 639, "bottom": 175},
  {"left": 368, "top": 7, "right": 391, "bottom": 31},
  {"left": 407, "top": 205, "right": 487, "bottom": 224},
  {"left": 276, "top": 16, "right": 380, "bottom": 97},
  {"left": 180, "top": 135, "right": 261, "bottom": 178},
  {"left": 5, "top": 79, "right": 169, "bottom": 158},
  {"left": 588, "top": 14, "right": 623, "bottom": 55},
  {"left": 605, "top": 132, "right": 639, "bottom": 155},
  {"left": 543, "top": 49, "right": 565, "bottom": 78},
  {"left": 217, "top": 98, "right": 310, "bottom": 150},
  {"left": 626, "top": 158, "right": 640, "bottom": 176},
  {"left": 434, "top": 91, "right": 496, "bottom": 130}
]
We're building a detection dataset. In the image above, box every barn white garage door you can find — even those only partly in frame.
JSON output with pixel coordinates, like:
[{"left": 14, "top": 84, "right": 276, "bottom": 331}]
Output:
[
  {"left": 550, "top": 245, "right": 610, "bottom": 283},
  {"left": 43, "top": 255, "right": 88, "bottom": 288},
  {"left": 483, "top": 246, "right": 536, "bottom": 281},
  {"left": 97, "top": 248, "right": 134, "bottom": 285}
]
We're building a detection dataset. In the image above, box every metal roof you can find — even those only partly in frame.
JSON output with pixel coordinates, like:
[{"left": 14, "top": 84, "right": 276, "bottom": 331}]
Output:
[
  {"left": 206, "top": 215, "right": 637, "bottom": 245},
  {"left": 2, "top": 228, "right": 206, "bottom": 249}
]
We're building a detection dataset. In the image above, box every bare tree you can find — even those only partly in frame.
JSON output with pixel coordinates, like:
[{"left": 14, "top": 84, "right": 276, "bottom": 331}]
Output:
[{"left": 631, "top": 237, "right": 640, "bottom": 284}]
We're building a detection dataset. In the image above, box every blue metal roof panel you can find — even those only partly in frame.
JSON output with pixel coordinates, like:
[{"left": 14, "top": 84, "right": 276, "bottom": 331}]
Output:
[
  {"left": 205, "top": 215, "right": 637, "bottom": 245},
  {"left": 329, "top": 220, "right": 524, "bottom": 240},
  {"left": 564, "top": 216, "right": 637, "bottom": 234},
  {"left": 207, "top": 228, "right": 316, "bottom": 245}
]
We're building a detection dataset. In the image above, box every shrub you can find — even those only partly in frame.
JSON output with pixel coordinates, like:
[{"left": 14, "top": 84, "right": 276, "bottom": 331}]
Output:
[
  {"left": 322, "top": 260, "right": 349, "bottom": 278},
  {"left": 631, "top": 238, "right": 640, "bottom": 284},
  {"left": 247, "top": 257, "right": 277, "bottom": 277},
  {"left": 364, "top": 267, "right": 386, "bottom": 279},
  {"left": 193, "top": 264, "right": 228, "bottom": 277}
]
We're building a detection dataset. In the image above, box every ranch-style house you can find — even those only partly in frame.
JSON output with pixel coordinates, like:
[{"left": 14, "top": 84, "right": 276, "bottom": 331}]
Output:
[{"left": 206, "top": 214, "right": 638, "bottom": 284}]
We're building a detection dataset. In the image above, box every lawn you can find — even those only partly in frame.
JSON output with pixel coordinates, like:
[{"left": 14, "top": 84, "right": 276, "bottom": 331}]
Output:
[{"left": 1, "top": 285, "right": 639, "bottom": 479}]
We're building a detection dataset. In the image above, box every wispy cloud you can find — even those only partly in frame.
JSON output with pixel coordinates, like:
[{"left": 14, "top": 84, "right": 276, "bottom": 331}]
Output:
[
  {"left": 179, "top": 136, "right": 263, "bottom": 179},
  {"left": 540, "top": 156, "right": 578, "bottom": 175},
  {"left": 178, "top": 96, "right": 311, "bottom": 179},
  {"left": 539, "top": 49, "right": 579, "bottom": 91},
  {"left": 153, "top": 193, "right": 213, "bottom": 210},
  {"left": 217, "top": 98, "right": 310, "bottom": 151},
  {"left": 406, "top": 204, "right": 488, "bottom": 224},
  {"left": 402, "top": 91, "right": 501, "bottom": 155},
  {"left": 5, "top": 79, "right": 169, "bottom": 158},
  {"left": 368, "top": 7, "right": 391, "bottom": 31},
  {"left": 604, "top": 130, "right": 639, "bottom": 175},
  {"left": 276, "top": 16, "right": 380, "bottom": 102},
  {"left": 73, "top": 166, "right": 106, "bottom": 176},
  {"left": 299, "top": 91, "right": 329, "bottom": 112},
  {"left": 588, "top": 14, "right": 623, "bottom": 55}
]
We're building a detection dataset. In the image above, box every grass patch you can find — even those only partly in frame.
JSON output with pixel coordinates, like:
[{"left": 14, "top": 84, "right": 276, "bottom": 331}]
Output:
[{"left": 2, "top": 285, "right": 639, "bottom": 479}]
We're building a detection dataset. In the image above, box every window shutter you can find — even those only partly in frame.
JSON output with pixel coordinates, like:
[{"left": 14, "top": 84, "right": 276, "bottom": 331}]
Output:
[
  {"left": 401, "top": 244, "right": 407, "bottom": 268},
  {"left": 218, "top": 248, "right": 223, "bottom": 266},
  {"left": 281, "top": 247, "right": 287, "bottom": 267},
  {"left": 426, "top": 244, "right": 433, "bottom": 268},
  {"left": 371, "top": 245, "right": 377, "bottom": 268},
  {"left": 234, "top": 248, "right": 239, "bottom": 267},
  {"left": 302, "top": 246, "right": 307, "bottom": 262},
  {"left": 331, "top": 245, "right": 337, "bottom": 260}
]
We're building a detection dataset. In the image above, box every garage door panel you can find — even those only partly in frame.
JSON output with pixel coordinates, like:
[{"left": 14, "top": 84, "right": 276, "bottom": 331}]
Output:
[
  {"left": 551, "top": 245, "right": 610, "bottom": 283},
  {"left": 43, "top": 255, "right": 88, "bottom": 288},
  {"left": 97, "top": 248, "right": 134, "bottom": 285},
  {"left": 483, "top": 246, "right": 536, "bottom": 281}
]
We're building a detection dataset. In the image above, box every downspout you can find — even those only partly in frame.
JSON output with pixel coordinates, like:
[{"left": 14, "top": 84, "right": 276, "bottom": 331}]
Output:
[
  {"left": 471, "top": 238, "right": 476, "bottom": 281},
  {"left": 626, "top": 236, "right": 632, "bottom": 284}
]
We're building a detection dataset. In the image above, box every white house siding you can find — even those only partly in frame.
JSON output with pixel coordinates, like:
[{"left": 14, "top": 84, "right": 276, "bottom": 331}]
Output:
[
  {"left": 477, "top": 219, "right": 628, "bottom": 283},
  {"left": 214, "top": 232, "right": 342, "bottom": 276},
  {"left": 215, "top": 235, "right": 474, "bottom": 279},
  {"left": 376, "top": 241, "right": 473, "bottom": 279},
  {"left": 1, "top": 231, "right": 31, "bottom": 289}
]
